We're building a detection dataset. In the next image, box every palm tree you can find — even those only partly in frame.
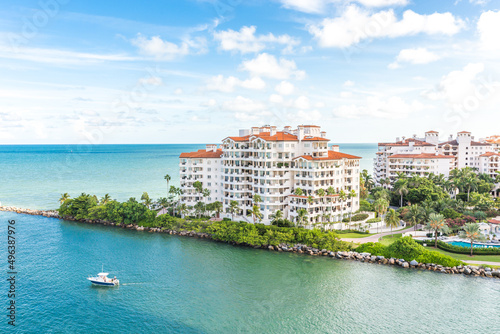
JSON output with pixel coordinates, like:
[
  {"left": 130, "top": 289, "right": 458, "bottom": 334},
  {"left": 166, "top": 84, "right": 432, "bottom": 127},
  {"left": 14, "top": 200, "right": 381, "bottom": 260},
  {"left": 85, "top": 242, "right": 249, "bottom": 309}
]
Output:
[
  {"left": 373, "top": 197, "right": 389, "bottom": 233},
  {"left": 141, "top": 192, "right": 152, "bottom": 209},
  {"left": 385, "top": 209, "right": 399, "bottom": 236},
  {"left": 193, "top": 180, "right": 203, "bottom": 203},
  {"left": 100, "top": 193, "right": 111, "bottom": 205},
  {"left": 394, "top": 181, "right": 408, "bottom": 207},
  {"left": 253, "top": 194, "right": 262, "bottom": 205},
  {"left": 296, "top": 208, "right": 308, "bottom": 228},
  {"left": 202, "top": 188, "right": 211, "bottom": 216},
  {"left": 59, "top": 193, "right": 70, "bottom": 205},
  {"left": 270, "top": 209, "right": 283, "bottom": 225},
  {"left": 212, "top": 201, "right": 223, "bottom": 218},
  {"left": 229, "top": 200, "right": 239, "bottom": 221},
  {"left": 348, "top": 189, "right": 357, "bottom": 228},
  {"left": 425, "top": 213, "right": 449, "bottom": 248},
  {"left": 294, "top": 188, "right": 304, "bottom": 196},
  {"left": 251, "top": 204, "right": 263, "bottom": 223},
  {"left": 178, "top": 203, "right": 189, "bottom": 217},
  {"left": 405, "top": 204, "right": 423, "bottom": 231},
  {"left": 463, "top": 175, "right": 478, "bottom": 202},
  {"left": 460, "top": 223, "right": 485, "bottom": 256},
  {"left": 164, "top": 174, "right": 171, "bottom": 192}
]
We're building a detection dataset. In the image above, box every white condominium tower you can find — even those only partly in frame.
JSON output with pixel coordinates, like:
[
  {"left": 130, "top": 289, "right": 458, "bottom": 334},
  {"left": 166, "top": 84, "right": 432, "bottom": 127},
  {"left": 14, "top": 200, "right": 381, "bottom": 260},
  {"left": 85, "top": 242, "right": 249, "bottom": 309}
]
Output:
[
  {"left": 374, "top": 130, "right": 500, "bottom": 185},
  {"left": 179, "top": 125, "right": 361, "bottom": 227}
]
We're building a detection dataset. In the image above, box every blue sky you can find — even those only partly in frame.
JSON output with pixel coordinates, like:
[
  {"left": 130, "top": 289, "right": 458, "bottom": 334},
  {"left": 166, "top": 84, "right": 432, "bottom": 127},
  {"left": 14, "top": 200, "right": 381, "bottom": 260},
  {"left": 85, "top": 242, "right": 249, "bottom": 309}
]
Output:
[{"left": 1, "top": 0, "right": 500, "bottom": 144}]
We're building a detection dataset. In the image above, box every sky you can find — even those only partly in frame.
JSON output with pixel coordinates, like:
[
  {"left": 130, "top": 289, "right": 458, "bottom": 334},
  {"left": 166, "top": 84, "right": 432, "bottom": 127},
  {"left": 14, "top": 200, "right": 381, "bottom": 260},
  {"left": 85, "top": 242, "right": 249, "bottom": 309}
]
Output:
[{"left": 0, "top": 0, "right": 499, "bottom": 144}]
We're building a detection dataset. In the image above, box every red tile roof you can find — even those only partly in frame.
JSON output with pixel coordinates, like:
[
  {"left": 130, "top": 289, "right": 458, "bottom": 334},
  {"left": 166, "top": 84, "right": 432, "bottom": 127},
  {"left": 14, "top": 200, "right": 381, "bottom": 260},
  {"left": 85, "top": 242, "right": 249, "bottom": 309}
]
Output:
[
  {"left": 480, "top": 152, "right": 500, "bottom": 157},
  {"left": 224, "top": 131, "right": 329, "bottom": 142},
  {"left": 458, "top": 131, "right": 471, "bottom": 134},
  {"left": 379, "top": 138, "right": 434, "bottom": 147},
  {"left": 439, "top": 140, "right": 491, "bottom": 147},
  {"left": 180, "top": 149, "right": 224, "bottom": 158},
  {"left": 425, "top": 130, "right": 439, "bottom": 133},
  {"left": 294, "top": 150, "right": 361, "bottom": 161},
  {"left": 389, "top": 153, "right": 454, "bottom": 159},
  {"left": 488, "top": 218, "right": 500, "bottom": 225}
]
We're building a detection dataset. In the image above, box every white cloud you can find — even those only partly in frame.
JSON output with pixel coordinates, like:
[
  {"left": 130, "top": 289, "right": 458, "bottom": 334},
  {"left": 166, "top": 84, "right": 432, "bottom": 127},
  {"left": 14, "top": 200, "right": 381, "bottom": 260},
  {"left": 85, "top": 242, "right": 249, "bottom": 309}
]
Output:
[
  {"left": 138, "top": 76, "right": 163, "bottom": 86},
  {"left": 294, "top": 96, "right": 310, "bottom": 109},
  {"left": 206, "top": 75, "right": 266, "bottom": 92},
  {"left": 421, "top": 63, "right": 499, "bottom": 106},
  {"left": 343, "top": 80, "right": 355, "bottom": 87},
  {"left": 333, "top": 96, "right": 425, "bottom": 119},
  {"left": 340, "top": 91, "right": 353, "bottom": 98},
  {"left": 131, "top": 34, "right": 206, "bottom": 60},
  {"left": 309, "top": 5, "right": 464, "bottom": 48},
  {"left": 477, "top": 10, "right": 500, "bottom": 51},
  {"left": 280, "top": 0, "right": 408, "bottom": 14},
  {"left": 222, "top": 96, "right": 265, "bottom": 112},
  {"left": 388, "top": 47, "right": 440, "bottom": 69},
  {"left": 269, "top": 94, "right": 284, "bottom": 104},
  {"left": 240, "top": 53, "right": 305, "bottom": 80},
  {"left": 213, "top": 26, "right": 300, "bottom": 54},
  {"left": 297, "top": 109, "right": 322, "bottom": 121},
  {"left": 201, "top": 99, "right": 217, "bottom": 107},
  {"left": 174, "top": 88, "right": 183, "bottom": 95},
  {"left": 275, "top": 81, "right": 295, "bottom": 95},
  {"left": 469, "top": 0, "right": 489, "bottom": 5}
]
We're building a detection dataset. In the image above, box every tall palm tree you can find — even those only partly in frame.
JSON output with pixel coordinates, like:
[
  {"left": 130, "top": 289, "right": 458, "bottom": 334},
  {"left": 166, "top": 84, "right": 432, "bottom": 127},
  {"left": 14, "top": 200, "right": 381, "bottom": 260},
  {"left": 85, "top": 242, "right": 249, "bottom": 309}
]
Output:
[
  {"left": 202, "top": 188, "right": 211, "bottom": 216},
  {"left": 463, "top": 175, "right": 478, "bottom": 202},
  {"left": 373, "top": 197, "right": 389, "bottom": 233},
  {"left": 164, "top": 174, "right": 171, "bottom": 192},
  {"left": 394, "top": 181, "right": 408, "bottom": 207},
  {"left": 193, "top": 180, "right": 203, "bottom": 203},
  {"left": 294, "top": 188, "right": 303, "bottom": 196},
  {"left": 385, "top": 208, "right": 399, "bottom": 236},
  {"left": 253, "top": 194, "right": 262, "bottom": 206},
  {"left": 270, "top": 209, "right": 283, "bottom": 225},
  {"left": 348, "top": 189, "right": 357, "bottom": 228},
  {"left": 178, "top": 203, "right": 189, "bottom": 217},
  {"left": 59, "top": 193, "right": 70, "bottom": 205},
  {"left": 460, "top": 223, "right": 485, "bottom": 256},
  {"left": 100, "top": 193, "right": 111, "bottom": 205},
  {"left": 425, "top": 213, "right": 449, "bottom": 248},
  {"left": 141, "top": 192, "right": 152, "bottom": 209},
  {"left": 213, "top": 201, "right": 223, "bottom": 218},
  {"left": 229, "top": 200, "right": 239, "bottom": 221},
  {"left": 405, "top": 204, "right": 423, "bottom": 231},
  {"left": 251, "top": 204, "right": 263, "bottom": 223},
  {"left": 296, "top": 208, "right": 308, "bottom": 228}
]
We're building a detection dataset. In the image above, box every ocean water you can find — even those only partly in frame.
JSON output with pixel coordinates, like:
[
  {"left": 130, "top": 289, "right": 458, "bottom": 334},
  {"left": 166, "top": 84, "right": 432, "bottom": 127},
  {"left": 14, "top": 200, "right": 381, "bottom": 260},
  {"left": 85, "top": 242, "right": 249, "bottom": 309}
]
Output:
[
  {"left": 1, "top": 144, "right": 499, "bottom": 333},
  {"left": 0, "top": 144, "right": 377, "bottom": 209},
  {"left": 1, "top": 211, "right": 499, "bottom": 333}
]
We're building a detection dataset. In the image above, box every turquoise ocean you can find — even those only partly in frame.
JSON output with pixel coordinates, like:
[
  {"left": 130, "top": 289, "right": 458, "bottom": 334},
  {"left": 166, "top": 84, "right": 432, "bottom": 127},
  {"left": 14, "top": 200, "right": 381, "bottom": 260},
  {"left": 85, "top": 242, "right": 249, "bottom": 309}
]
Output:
[{"left": 1, "top": 144, "right": 499, "bottom": 333}]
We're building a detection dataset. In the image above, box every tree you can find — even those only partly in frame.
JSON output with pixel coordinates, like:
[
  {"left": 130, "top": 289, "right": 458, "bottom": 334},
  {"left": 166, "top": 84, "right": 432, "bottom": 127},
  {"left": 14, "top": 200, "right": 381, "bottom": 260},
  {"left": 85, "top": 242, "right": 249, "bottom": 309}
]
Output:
[
  {"left": 251, "top": 204, "right": 263, "bottom": 223},
  {"left": 270, "top": 209, "right": 283, "bottom": 225},
  {"left": 212, "top": 201, "right": 223, "bottom": 218},
  {"left": 294, "top": 188, "right": 303, "bottom": 196},
  {"left": 164, "top": 174, "right": 171, "bottom": 192},
  {"left": 296, "top": 208, "right": 308, "bottom": 227},
  {"left": 100, "top": 193, "right": 111, "bottom": 205},
  {"left": 373, "top": 197, "right": 389, "bottom": 233},
  {"left": 141, "top": 192, "right": 152, "bottom": 209},
  {"left": 229, "top": 200, "right": 239, "bottom": 221},
  {"left": 385, "top": 209, "right": 399, "bottom": 236},
  {"left": 193, "top": 180, "right": 203, "bottom": 203},
  {"left": 405, "top": 204, "right": 423, "bottom": 231},
  {"left": 178, "top": 203, "right": 189, "bottom": 217},
  {"left": 394, "top": 181, "right": 409, "bottom": 208},
  {"left": 459, "top": 223, "right": 485, "bottom": 256},
  {"left": 59, "top": 193, "right": 70, "bottom": 205},
  {"left": 425, "top": 213, "right": 449, "bottom": 248},
  {"left": 194, "top": 201, "right": 205, "bottom": 219},
  {"left": 348, "top": 190, "right": 357, "bottom": 228}
]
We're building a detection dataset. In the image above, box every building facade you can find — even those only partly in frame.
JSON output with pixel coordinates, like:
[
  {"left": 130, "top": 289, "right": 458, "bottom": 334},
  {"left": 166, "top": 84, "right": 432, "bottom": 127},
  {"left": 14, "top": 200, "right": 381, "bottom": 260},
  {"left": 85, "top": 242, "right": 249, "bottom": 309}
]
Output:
[
  {"left": 374, "top": 130, "right": 499, "bottom": 185},
  {"left": 179, "top": 125, "right": 361, "bottom": 227}
]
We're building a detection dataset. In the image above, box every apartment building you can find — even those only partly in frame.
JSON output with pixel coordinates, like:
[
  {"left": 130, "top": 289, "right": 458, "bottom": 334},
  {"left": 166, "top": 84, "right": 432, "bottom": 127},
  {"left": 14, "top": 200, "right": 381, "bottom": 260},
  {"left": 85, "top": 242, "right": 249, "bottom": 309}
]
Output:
[{"left": 179, "top": 125, "right": 361, "bottom": 227}]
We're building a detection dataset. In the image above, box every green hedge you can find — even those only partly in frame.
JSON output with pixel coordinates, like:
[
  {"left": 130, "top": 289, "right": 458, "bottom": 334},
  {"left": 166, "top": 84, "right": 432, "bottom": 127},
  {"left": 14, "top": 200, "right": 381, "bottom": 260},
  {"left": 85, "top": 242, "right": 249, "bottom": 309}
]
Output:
[
  {"left": 366, "top": 217, "right": 381, "bottom": 224},
  {"left": 415, "top": 239, "right": 500, "bottom": 256},
  {"left": 342, "top": 213, "right": 369, "bottom": 223},
  {"left": 356, "top": 237, "right": 462, "bottom": 267}
]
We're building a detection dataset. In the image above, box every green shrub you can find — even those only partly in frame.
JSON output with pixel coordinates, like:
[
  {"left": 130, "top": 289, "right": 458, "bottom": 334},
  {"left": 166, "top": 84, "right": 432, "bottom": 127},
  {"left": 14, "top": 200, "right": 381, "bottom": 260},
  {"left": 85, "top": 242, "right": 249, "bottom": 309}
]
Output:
[
  {"left": 416, "top": 251, "right": 462, "bottom": 267},
  {"left": 342, "top": 213, "right": 369, "bottom": 222},
  {"left": 366, "top": 217, "right": 381, "bottom": 224},
  {"left": 385, "top": 236, "right": 425, "bottom": 261},
  {"left": 222, "top": 217, "right": 231, "bottom": 221},
  {"left": 355, "top": 242, "right": 387, "bottom": 255}
]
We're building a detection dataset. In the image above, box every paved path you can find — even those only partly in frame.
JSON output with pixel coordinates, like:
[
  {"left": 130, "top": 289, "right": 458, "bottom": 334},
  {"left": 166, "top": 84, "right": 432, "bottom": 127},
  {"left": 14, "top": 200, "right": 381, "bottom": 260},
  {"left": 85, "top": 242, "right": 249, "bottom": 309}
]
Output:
[
  {"left": 341, "top": 226, "right": 415, "bottom": 244},
  {"left": 463, "top": 260, "right": 500, "bottom": 266}
]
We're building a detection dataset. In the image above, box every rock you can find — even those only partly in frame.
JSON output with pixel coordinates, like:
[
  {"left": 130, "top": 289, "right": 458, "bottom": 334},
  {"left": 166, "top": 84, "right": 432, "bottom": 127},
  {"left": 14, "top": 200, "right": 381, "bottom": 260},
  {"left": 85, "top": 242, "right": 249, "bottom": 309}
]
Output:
[
  {"left": 376, "top": 256, "right": 385, "bottom": 261},
  {"left": 401, "top": 262, "right": 409, "bottom": 268},
  {"left": 389, "top": 258, "right": 395, "bottom": 265},
  {"left": 464, "top": 268, "right": 472, "bottom": 275},
  {"left": 485, "top": 267, "right": 492, "bottom": 272},
  {"left": 360, "top": 252, "right": 371, "bottom": 257},
  {"left": 370, "top": 256, "right": 377, "bottom": 262},
  {"left": 491, "top": 271, "right": 500, "bottom": 277},
  {"left": 268, "top": 245, "right": 274, "bottom": 251},
  {"left": 410, "top": 260, "right": 418, "bottom": 266}
]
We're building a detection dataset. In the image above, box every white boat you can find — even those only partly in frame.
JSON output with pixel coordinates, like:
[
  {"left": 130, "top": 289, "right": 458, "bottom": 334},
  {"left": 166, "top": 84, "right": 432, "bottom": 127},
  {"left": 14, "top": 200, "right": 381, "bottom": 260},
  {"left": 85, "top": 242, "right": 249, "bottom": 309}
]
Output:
[{"left": 88, "top": 267, "right": 119, "bottom": 286}]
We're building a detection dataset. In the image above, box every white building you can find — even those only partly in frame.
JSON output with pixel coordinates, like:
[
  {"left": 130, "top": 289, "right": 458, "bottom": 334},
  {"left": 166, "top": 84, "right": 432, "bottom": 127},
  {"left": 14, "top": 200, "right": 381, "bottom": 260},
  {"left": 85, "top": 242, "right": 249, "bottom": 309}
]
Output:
[
  {"left": 374, "top": 130, "right": 499, "bottom": 186},
  {"left": 179, "top": 125, "right": 361, "bottom": 227}
]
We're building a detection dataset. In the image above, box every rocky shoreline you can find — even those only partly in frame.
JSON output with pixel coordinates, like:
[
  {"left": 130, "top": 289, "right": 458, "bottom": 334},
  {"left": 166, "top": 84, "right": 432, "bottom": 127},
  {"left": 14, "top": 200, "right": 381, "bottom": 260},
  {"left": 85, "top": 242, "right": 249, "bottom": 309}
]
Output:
[{"left": 2, "top": 206, "right": 499, "bottom": 279}]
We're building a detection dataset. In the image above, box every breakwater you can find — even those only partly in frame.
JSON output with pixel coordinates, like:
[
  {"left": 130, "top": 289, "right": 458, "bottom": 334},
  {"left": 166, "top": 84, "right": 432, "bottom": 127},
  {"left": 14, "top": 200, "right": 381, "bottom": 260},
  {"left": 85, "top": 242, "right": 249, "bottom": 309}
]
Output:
[{"left": 2, "top": 206, "right": 499, "bottom": 279}]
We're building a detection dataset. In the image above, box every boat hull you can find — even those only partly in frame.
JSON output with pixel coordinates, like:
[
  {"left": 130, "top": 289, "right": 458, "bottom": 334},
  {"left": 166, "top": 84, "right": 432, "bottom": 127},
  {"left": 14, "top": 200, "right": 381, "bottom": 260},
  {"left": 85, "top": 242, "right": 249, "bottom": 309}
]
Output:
[{"left": 88, "top": 279, "right": 116, "bottom": 286}]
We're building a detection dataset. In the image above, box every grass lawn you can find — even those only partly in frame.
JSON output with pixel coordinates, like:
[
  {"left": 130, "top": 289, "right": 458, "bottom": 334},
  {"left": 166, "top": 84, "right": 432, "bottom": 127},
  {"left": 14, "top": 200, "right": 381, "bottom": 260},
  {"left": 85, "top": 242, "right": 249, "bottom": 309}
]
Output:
[
  {"left": 423, "top": 246, "right": 500, "bottom": 264},
  {"left": 339, "top": 232, "right": 375, "bottom": 238},
  {"left": 378, "top": 233, "right": 402, "bottom": 246}
]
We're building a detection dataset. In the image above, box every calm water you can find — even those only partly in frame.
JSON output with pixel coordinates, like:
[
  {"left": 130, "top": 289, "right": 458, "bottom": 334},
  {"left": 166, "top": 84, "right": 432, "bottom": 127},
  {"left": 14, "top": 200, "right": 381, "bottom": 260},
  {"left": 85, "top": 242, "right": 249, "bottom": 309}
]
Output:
[
  {"left": 1, "top": 211, "right": 499, "bottom": 333},
  {"left": 0, "top": 144, "right": 377, "bottom": 209},
  {"left": 2, "top": 144, "right": 499, "bottom": 333}
]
